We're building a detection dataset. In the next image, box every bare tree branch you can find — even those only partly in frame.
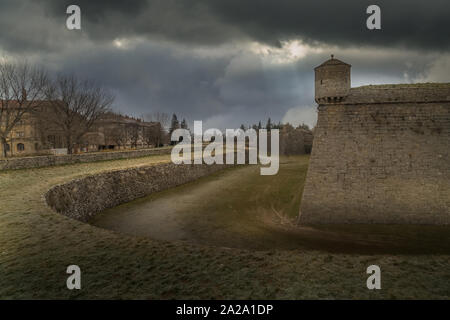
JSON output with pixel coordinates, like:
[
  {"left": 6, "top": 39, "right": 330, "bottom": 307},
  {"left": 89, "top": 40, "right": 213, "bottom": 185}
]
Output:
[
  {"left": 0, "top": 60, "right": 48, "bottom": 157},
  {"left": 45, "top": 74, "right": 114, "bottom": 154}
]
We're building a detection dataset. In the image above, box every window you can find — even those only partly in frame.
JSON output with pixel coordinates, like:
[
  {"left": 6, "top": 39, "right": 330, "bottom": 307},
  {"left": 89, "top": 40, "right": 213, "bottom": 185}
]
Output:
[
  {"left": 47, "top": 135, "right": 56, "bottom": 147},
  {"left": 56, "top": 136, "right": 63, "bottom": 148},
  {"left": 5, "top": 144, "right": 10, "bottom": 152},
  {"left": 17, "top": 143, "right": 25, "bottom": 151},
  {"left": 16, "top": 131, "right": 25, "bottom": 138}
]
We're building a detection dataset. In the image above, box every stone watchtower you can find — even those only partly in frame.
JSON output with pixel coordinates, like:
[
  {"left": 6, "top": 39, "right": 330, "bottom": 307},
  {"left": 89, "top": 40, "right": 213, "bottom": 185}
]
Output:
[{"left": 314, "top": 55, "right": 351, "bottom": 104}]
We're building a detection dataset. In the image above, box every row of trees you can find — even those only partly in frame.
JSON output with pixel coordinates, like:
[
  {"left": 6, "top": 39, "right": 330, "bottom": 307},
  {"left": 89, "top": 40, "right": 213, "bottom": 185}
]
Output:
[
  {"left": 141, "top": 112, "right": 190, "bottom": 147},
  {"left": 238, "top": 119, "right": 314, "bottom": 155},
  {"left": 0, "top": 60, "right": 181, "bottom": 156},
  {"left": 102, "top": 121, "right": 161, "bottom": 149},
  {"left": 142, "top": 111, "right": 171, "bottom": 147},
  {"left": 168, "top": 113, "right": 189, "bottom": 145},
  {"left": 0, "top": 60, "right": 114, "bottom": 156},
  {"left": 240, "top": 118, "right": 311, "bottom": 132}
]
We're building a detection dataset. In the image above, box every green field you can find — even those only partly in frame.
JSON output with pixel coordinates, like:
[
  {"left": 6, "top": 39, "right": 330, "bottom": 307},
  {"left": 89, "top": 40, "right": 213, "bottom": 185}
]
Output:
[{"left": 0, "top": 154, "right": 449, "bottom": 299}]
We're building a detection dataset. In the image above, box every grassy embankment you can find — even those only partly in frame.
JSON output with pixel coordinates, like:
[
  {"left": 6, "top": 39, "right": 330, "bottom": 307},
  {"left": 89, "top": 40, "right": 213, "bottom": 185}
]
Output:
[{"left": 0, "top": 154, "right": 449, "bottom": 299}]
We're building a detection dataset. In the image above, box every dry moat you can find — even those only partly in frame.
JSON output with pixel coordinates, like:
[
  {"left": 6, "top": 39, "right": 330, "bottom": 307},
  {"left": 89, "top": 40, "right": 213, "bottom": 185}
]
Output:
[{"left": 91, "top": 155, "right": 450, "bottom": 255}]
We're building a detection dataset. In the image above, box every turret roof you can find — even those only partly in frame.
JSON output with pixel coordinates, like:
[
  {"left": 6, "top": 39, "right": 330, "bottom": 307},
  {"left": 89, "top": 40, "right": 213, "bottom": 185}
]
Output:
[{"left": 315, "top": 55, "right": 351, "bottom": 69}]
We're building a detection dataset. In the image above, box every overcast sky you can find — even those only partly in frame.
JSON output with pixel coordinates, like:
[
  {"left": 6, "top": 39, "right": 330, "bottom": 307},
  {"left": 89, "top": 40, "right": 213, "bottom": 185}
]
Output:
[{"left": 1, "top": 0, "right": 449, "bottom": 129}]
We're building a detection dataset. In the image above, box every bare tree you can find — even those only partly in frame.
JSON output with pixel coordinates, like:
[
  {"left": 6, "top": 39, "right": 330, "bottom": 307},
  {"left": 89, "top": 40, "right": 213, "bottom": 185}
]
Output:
[
  {"left": 45, "top": 74, "right": 114, "bottom": 154},
  {"left": 144, "top": 112, "right": 170, "bottom": 130},
  {"left": 104, "top": 123, "right": 128, "bottom": 149},
  {"left": 0, "top": 60, "right": 48, "bottom": 157},
  {"left": 142, "top": 123, "right": 162, "bottom": 147},
  {"left": 143, "top": 112, "right": 169, "bottom": 147},
  {"left": 126, "top": 123, "right": 140, "bottom": 149}
]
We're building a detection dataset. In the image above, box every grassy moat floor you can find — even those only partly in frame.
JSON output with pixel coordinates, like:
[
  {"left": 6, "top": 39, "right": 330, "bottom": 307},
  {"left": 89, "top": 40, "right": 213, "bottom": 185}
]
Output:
[{"left": 0, "top": 154, "right": 449, "bottom": 299}]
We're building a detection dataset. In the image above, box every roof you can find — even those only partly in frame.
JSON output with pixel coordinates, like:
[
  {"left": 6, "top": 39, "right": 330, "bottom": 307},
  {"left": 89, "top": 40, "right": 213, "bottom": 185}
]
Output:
[
  {"left": 355, "top": 83, "right": 450, "bottom": 89},
  {"left": 98, "top": 112, "right": 159, "bottom": 126},
  {"left": 315, "top": 55, "right": 351, "bottom": 69},
  {"left": 342, "top": 83, "right": 450, "bottom": 104}
]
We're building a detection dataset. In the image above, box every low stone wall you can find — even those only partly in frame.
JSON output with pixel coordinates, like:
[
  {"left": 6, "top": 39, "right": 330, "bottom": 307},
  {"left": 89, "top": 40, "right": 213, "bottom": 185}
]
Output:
[
  {"left": 45, "top": 162, "right": 233, "bottom": 222},
  {"left": 0, "top": 147, "right": 172, "bottom": 171}
]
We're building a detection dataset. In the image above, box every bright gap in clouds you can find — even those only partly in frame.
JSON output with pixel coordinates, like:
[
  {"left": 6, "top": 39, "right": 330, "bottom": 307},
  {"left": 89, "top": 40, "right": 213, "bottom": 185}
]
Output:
[
  {"left": 249, "top": 40, "right": 324, "bottom": 64},
  {"left": 282, "top": 106, "right": 317, "bottom": 129}
]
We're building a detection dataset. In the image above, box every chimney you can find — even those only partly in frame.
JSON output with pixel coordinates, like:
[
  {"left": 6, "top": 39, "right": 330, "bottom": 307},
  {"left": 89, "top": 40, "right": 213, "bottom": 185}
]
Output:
[{"left": 21, "top": 88, "right": 27, "bottom": 101}]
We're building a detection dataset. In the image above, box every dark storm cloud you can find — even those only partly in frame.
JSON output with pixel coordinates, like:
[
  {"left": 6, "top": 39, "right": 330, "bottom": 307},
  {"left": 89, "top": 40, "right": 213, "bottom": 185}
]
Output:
[
  {"left": 43, "top": 39, "right": 428, "bottom": 129},
  {"left": 206, "top": 0, "right": 450, "bottom": 50},
  {"left": 46, "top": 41, "right": 314, "bottom": 127},
  {"left": 0, "top": 0, "right": 448, "bottom": 130},
  {"left": 31, "top": 0, "right": 450, "bottom": 51}
]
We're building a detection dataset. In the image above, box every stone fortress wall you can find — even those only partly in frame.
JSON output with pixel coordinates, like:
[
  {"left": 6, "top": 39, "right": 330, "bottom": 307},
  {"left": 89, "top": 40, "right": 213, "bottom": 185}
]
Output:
[
  {"left": 299, "top": 56, "right": 450, "bottom": 224},
  {"left": 45, "top": 162, "right": 234, "bottom": 222}
]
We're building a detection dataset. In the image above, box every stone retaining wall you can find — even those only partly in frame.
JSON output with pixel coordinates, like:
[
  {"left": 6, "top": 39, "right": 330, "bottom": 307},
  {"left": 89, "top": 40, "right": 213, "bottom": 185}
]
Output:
[
  {"left": 45, "top": 162, "right": 233, "bottom": 222},
  {"left": 0, "top": 147, "right": 172, "bottom": 171}
]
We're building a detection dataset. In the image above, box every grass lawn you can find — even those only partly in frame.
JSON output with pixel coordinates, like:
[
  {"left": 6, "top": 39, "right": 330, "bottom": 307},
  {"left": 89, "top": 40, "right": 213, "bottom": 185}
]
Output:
[{"left": 0, "top": 154, "right": 449, "bottom": 299}]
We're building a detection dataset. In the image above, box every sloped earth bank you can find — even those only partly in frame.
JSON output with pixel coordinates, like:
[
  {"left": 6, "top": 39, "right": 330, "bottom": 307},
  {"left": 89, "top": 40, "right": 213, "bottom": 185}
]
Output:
[
  {"left": 0, "top": 154, "right": 449, "bottom": 299},
  {"left": 92, "top": 156, "right": 450, "bottom": 254}
]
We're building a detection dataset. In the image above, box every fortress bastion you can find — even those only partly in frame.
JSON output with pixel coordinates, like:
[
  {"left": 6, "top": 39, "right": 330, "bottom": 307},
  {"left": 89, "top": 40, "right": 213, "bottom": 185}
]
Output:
[{"left": 299, "top": 56, "right": 450, "bottom": 224}]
